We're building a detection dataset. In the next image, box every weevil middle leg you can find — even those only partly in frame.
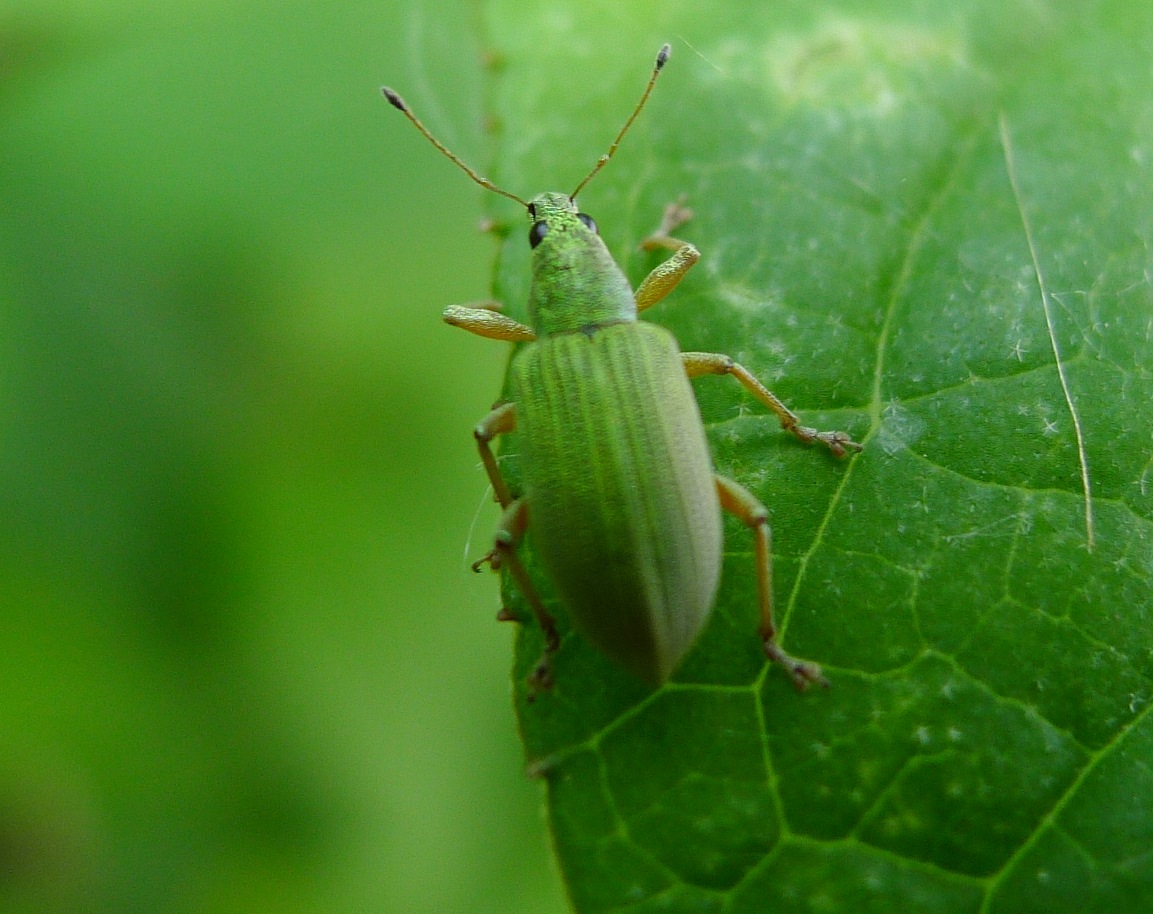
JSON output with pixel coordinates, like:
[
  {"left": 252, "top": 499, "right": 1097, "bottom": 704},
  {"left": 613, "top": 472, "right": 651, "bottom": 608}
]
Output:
[
  {"left": 715, "top": 474, "right": 829, "bottom": 691},
  {"left": 473, "top": 401, "right": 517, "bottom": 508},
  {"left": 684, "top": 353, "right": 861, "bottom": 457},
  {"left": 634, "top": 204, "right": 861, "bottom": 456}
]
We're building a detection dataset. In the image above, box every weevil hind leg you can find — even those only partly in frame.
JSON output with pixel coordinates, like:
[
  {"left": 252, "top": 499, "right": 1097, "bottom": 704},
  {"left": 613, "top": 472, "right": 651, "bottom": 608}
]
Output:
[
  {"left": 715, "top": 474, "right": 829, "bottom": 691},
  {"left": 684, "top": 353, "right": 862, "bottom": 457},
  {"left": 468, "top": 405, "right": 556, "bottom": 694},
  {"left": 634, "top": 198, "right": 700, "bottom": 313},
  {"left": 476, "top": 498, "right": 560, "bottom": 698}
]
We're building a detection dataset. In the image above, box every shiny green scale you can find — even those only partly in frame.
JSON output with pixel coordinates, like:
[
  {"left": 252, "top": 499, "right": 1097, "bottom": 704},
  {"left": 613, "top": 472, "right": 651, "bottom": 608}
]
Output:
[{"left": 383, "top": 45, "right": 860, "bottom": 693}]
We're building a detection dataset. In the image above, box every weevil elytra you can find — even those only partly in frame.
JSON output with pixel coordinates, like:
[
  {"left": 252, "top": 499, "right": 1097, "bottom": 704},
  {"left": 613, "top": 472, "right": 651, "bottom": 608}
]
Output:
[{"left": 383, "top": 44, "right": 861, "bottom": 693}]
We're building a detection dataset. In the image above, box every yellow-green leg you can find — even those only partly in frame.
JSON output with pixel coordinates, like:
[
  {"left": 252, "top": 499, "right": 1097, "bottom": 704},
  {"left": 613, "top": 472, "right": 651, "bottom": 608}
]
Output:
[
  {"left": 685, "top": 352, "right": 861, "bottom": 457},
  {"left": 632, "top": 203, "right": 860, "bottom": 457},
  {"left": 444, "top": 303, "right": 536, "bottom": 342},
  {"left": 464, "top": 391, "right": 558, "bottom": 695},
  {"left": 446, "top": 302, "right": 534, "bottom": 507},
  {"left": 474, "top": 498, "right": 559, "bottom": 695},
  {"left": 472, "top": 402, "right": 516, "bottom": 508},
  {"left": 715, "top": 474, "right": 828, "bottom": 691},
  {"left": 635, "top": 199, "right": 700, "bottom": 312}
]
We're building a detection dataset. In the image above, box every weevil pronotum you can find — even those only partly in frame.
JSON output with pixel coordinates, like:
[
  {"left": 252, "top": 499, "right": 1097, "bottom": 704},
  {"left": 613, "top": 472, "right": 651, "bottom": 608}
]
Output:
[{"left": 383, "top": 44, "right": 861, "bottom": 694}]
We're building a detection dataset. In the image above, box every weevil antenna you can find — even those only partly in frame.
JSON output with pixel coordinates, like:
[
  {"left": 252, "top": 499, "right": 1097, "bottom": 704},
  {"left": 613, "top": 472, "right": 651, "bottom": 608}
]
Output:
[
  {"left": 570, "top": 43, "right": 670, "bottom": 200},
  {"left": 382, "top": 87, "right": 529, "bottom": 208}
]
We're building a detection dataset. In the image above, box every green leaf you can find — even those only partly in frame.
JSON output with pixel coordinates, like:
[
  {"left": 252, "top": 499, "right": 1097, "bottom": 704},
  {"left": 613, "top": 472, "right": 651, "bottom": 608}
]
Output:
[{"left": 477, "top": 1, "right": 1153, "bottom": 910}]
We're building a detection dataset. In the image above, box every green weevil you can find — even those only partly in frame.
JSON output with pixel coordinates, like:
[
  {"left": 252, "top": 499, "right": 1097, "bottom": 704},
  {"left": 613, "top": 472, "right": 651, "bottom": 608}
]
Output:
[{"left": 383, "top": 44, "right": 860, "bottom": 693}]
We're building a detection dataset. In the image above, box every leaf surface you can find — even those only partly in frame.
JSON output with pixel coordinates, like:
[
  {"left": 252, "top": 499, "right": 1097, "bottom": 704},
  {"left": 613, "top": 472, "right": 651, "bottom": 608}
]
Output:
[{"left": 478, "top": 2, "right": 1153, "bottom": 910}]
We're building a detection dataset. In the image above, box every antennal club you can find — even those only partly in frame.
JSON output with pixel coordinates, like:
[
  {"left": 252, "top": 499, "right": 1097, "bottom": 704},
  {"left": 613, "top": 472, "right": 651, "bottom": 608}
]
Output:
[
  {"left": 570, "top": 43, "right": 671, "bottom": 200},
  {"left": 381, "top": 87, "right": 529, "bottom": 208}
]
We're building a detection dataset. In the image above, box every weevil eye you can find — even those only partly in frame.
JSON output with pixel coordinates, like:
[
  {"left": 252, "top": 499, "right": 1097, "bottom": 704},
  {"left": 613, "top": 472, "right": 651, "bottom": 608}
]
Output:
[
  {"left": 577, "top": 213, "right": 598, "bottom": 234},
  {"left": 529, "top": 221, "right": 549, "bottom": 248}
]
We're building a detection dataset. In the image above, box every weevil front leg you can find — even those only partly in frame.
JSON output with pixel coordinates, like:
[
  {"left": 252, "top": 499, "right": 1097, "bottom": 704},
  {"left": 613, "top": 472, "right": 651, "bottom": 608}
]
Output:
[
  {"left": 446, "top": 301, "right": 535, "bottom": 506},
  {"left": 634, "top": 199, "right": 700, "bottom": 313},
  {"left": 444, "top": 304, "right": 536, "bottom": 343},
  {"left": 444, "top": 306, "right": 535, "bottom": 507},
  {"left": 684, "top": 353, "right": 862, "bottom": 457},
  {"left": 715, "top": 475, "right": 829, "bottom": 691},
  {"left": 473, "top": 498, "right": 560, "bottom": 695}
]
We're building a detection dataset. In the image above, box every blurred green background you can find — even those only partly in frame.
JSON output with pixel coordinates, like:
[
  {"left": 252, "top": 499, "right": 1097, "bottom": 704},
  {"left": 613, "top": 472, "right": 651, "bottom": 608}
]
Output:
[{"left": 1, "top": 1, "right": 567, "bottom": 912}]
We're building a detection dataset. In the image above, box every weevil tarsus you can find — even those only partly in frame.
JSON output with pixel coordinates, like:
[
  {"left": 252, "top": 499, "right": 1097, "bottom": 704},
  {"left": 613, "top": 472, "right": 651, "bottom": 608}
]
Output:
[{"left": 640, "top": 197, "right": 695, "bottom": 253}]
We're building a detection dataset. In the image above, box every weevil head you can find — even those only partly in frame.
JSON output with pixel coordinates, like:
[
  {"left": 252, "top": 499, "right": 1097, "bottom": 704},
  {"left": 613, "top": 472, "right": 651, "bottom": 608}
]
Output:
[
  {"left": 524, "top": 192, "right": 636, "bottom": 337},
  {"left": 386, "top": 46, "right": 673, "bottom": 340}
]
